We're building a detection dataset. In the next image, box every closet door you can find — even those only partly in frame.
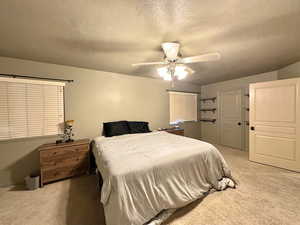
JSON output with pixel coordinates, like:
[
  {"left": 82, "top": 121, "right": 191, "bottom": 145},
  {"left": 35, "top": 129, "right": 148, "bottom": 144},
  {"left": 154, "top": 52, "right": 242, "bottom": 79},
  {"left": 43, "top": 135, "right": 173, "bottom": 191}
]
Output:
[
  {"left": 220, "top": 89, "right": 242, "bottom": 149},
  {"left": 249, "top": 78, "right": 300, "bottom": 172}
]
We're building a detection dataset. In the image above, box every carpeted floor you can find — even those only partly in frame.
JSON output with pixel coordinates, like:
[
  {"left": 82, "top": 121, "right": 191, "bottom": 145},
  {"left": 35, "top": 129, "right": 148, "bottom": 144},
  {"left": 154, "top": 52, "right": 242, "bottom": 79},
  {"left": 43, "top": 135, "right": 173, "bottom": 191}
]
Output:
[{"left": 0, "top": 145, "right": 299, "bottom": 225}]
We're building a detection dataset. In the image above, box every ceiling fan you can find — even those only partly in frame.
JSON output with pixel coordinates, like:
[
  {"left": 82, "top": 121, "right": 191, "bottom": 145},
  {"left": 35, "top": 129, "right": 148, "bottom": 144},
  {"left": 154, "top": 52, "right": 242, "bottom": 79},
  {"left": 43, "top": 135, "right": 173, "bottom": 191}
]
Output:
[{"left": 132, "top": 42, "right": 221, "bottom": 82}]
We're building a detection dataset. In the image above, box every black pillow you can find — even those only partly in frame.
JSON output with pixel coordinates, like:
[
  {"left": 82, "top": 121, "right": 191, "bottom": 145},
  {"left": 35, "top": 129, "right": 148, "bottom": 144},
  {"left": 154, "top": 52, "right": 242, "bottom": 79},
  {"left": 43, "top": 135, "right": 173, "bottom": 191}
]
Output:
[
  {"left": 103, "top": 121, "right": 130, "bottom": 137},
  {"left": 128, "top": 121, "right": 151, "bottom": 134}
]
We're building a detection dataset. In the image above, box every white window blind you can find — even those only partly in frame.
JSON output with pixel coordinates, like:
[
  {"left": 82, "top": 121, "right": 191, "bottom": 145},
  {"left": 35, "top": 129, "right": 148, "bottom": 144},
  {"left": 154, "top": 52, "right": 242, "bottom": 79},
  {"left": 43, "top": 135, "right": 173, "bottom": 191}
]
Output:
[
  {"left": 0, "top": 77, "right": 65, "bottom": 140},
  {"left": 169, "top": 91, "right": 198, "bottom": 124}
]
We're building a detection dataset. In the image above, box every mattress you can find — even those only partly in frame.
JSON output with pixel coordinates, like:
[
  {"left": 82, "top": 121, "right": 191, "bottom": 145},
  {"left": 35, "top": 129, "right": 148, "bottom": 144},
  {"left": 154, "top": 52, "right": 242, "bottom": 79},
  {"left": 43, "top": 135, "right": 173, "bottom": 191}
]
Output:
[{"left": 92, "top": 131, "right": 235, "bottom": 225}]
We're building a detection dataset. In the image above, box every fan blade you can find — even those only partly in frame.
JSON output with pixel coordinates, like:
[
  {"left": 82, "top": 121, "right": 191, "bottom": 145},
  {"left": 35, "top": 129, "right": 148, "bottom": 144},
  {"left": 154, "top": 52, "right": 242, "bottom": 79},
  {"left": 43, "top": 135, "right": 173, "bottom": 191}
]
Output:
[
  {"left": 132, "top": 61, "right": 167, "bottom": 66},
  {"left": 175, "top": 64, "right": 195, "bottom": 74},
  {"left": 185, "top": 66, "right": 195, "bottom": 74},
  {"left": 179, "top": 52, "right": 221, "bottom": 64}
]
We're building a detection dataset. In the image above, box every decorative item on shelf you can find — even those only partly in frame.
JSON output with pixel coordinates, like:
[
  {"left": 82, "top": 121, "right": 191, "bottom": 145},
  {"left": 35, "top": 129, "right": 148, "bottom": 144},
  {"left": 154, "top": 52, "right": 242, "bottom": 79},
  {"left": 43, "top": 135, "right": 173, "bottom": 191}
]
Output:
[
  {"left": 56, "top": 120, "right": 75, "bottom": 144},
  {"left": 64, "top": 120, "right": 75, "bottom": 142}
]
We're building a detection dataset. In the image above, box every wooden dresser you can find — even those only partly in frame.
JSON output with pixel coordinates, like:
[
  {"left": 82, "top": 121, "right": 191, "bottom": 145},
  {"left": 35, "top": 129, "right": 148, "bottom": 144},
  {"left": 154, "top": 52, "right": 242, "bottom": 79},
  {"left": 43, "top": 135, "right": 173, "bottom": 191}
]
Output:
[
  {"left": 39, "top": 139, "right": 90, "bottom": 187},
  {"left": 163, "top": 128, "right": 184, "bottom": 136}
]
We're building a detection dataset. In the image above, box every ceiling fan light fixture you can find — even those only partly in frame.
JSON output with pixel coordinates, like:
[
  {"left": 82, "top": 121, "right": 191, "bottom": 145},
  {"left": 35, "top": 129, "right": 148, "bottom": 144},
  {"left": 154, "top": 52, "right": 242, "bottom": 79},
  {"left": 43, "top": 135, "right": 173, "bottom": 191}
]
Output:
[
  {"left": 157, "top": 67, "right": 168, "bottom": 77},
  {"left": 157, "top": 67, "right": 171, "bottom": 80},
  {"left": 157, "top": 65, "right": 189, "bottom": 81},
  {"left": 161, "top": 42, "right": 180, "bottom": 61},
  {"left": 132, "top": 42, "right": 220, "bottom": 81},
  {"left": 175, "top": 65, "right": 186, "bottom": 71},
  {"left": 175, "top": 70, "right": 188, "bottom": 80},
  {"left": 175, "top": 64, "right": 188, "bottom": 80},
  {"left": 163, "top": 74, "right": 172, "bottom": 81}
]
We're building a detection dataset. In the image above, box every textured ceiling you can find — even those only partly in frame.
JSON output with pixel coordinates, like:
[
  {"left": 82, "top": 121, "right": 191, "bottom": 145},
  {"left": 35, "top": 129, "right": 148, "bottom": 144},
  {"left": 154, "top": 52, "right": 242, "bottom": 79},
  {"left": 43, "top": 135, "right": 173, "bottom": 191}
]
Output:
[{"left": 0, "top": 0, "right": 300, "bottom": 84}]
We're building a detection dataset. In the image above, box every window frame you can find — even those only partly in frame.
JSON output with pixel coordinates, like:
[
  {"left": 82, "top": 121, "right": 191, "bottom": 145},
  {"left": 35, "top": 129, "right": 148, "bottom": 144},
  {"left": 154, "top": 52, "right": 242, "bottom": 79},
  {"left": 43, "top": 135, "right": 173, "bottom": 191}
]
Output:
[
  {"left": 0, "top": 77, "right": 65, "bottom": 141},
  {"left": 169, "top": 91, "right": 198, "bottom": 125}
]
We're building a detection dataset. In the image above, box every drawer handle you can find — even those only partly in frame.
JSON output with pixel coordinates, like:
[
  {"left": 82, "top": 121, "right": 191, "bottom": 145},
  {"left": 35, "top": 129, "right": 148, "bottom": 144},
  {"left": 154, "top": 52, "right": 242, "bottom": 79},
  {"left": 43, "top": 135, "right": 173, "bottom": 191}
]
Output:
[
  {"left": 54, "top": 172, "right": 60, "bottom": 176},
  {"left": 53, "top": 152, "right": 57, "bottom": 155}
]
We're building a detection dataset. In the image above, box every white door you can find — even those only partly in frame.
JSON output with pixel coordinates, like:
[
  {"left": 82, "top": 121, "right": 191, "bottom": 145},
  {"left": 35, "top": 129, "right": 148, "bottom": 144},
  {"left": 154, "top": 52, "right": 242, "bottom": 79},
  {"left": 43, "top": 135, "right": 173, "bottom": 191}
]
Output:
[
  {"left": 249, "top": 78, "right": 300, "bottom": 172},
  {"left": 220, "top": 90, "right": 242, "bottom": 149}
]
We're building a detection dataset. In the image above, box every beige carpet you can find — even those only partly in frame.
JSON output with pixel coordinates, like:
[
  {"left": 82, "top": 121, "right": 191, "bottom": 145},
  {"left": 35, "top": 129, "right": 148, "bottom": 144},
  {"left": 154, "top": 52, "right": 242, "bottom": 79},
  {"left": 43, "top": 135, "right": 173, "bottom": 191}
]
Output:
[{"left": 0, "top": 145, "right": 299, "bottom": 225}]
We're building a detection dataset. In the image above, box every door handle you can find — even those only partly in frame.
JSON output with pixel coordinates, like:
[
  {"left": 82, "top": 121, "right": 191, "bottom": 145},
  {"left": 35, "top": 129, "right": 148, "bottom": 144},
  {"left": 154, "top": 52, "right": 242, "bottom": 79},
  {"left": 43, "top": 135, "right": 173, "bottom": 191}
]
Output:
[
  {"left": 250, "top": 126, "right": 255, "bottom": 131},
  {"left": 238, "top": 122, "right": 241, "bottom": 126}
]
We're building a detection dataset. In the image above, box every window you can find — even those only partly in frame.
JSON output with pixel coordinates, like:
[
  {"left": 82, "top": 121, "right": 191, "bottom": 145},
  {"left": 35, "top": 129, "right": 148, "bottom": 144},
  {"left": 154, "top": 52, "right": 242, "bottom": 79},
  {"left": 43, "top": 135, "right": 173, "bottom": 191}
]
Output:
[
  {"left": 169, "top": 91, "right": 198, "bottom": 125},
  {"left": 0, "top": 77, "right": 64, "bottom": 140}
]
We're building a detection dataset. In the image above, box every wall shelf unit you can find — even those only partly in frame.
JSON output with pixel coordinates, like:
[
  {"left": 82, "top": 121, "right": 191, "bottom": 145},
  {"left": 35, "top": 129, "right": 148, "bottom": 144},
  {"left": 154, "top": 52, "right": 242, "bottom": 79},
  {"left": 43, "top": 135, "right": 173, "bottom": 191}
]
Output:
[
  {"left": 199, "top": 108, "right": 217, "bottom": 113},
  {"left": 200, "top": 119, "right": 216, "bottom": 123},
  {"left": 200, "top": 97, "right": 217, "bottom": 102},
  {"left": 200, "top": 97, "right": 217, "bottom": 125}
]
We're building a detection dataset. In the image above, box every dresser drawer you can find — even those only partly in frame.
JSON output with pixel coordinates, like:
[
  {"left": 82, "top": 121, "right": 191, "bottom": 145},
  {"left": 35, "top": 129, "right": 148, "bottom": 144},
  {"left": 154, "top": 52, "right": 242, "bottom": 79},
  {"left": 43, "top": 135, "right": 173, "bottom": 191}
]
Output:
[
  {"left": 40, "top": 150, "right": 88, "bottom": 164},
  {"left": 40, "top": 144, "right": 88, "bottom": 161},
  {"left": 43, "top": 163, "right": 88, "bottom": 183},
  {"left": 41, "top": 155, "right": 88, "bottom": 170}
]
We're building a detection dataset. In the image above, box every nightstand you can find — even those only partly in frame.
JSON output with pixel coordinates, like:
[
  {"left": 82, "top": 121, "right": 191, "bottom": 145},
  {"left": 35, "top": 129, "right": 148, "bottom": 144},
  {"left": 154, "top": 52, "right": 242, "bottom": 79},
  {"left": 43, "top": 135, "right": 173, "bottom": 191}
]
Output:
[
  {"left": 39, "top": 139, "right": 90, "bottom": 187},
  {"left": 162, "top": 128, "right": 184, "bottom": 136}
]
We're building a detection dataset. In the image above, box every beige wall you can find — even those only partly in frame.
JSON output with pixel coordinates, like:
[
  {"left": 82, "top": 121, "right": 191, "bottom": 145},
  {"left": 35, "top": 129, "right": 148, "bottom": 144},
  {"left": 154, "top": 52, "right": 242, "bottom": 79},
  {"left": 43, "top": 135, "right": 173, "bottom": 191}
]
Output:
[
  {"left": 200, "top": 71, "right": 278, "bottom": 148},
  {"left": 278, "top": 61, "right": 300, "bottom": 79},
  {"left": 0, "top": 56, "right": 201, "bottom": 186}
]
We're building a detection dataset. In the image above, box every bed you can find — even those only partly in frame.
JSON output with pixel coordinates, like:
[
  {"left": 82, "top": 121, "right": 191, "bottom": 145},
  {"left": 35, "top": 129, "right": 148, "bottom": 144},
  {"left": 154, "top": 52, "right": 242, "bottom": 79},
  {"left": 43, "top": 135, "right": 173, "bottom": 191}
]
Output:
[{"left": 92, "top": 131, "right": 235, "bottom": 225}]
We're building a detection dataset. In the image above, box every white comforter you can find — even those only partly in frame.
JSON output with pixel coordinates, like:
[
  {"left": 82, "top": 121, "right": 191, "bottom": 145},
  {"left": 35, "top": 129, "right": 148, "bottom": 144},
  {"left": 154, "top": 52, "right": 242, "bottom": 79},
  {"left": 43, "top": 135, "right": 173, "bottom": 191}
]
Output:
[{"left": 93, "top": 131, "right": 235, "bottom": 225}]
